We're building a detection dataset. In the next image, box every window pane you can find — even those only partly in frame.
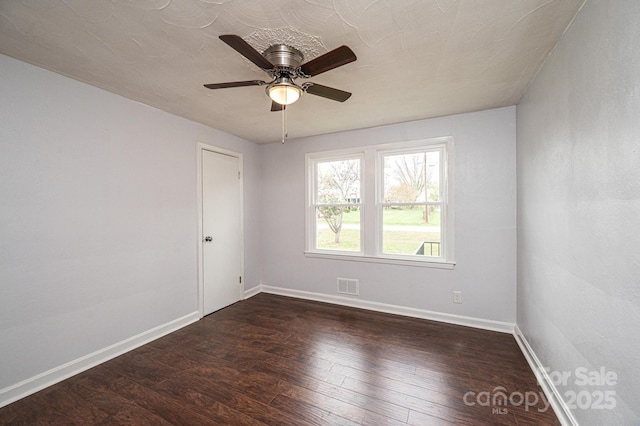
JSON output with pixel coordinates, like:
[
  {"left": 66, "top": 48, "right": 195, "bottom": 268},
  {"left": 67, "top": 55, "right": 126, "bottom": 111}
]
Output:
[
  {"left": 316, "top": 206, "right": 360, "bottom": 251},
  {"left": 383, "top": 151, "right": 440, "bottom": 203},
  {"left": 382, "top": 205, "right": 441, "bottom": 256},
  {"left": 425, "top": 151, "right": 440, "bottom": 202},
  {"left": 317, "top": 159, "right": 360, "bottom": 204}
]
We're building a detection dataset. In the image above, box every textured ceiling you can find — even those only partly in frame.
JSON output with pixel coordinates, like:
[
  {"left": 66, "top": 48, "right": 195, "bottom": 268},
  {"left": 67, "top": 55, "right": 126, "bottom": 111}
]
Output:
[{"left": 0, "top": 0, "right": 584, "bottom": 144}]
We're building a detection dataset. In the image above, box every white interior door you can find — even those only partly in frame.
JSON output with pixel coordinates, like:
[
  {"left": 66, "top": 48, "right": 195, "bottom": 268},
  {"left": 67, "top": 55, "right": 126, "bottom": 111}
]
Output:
[{"left": 202, "top": 149, "right": 242, "bottom": 315}]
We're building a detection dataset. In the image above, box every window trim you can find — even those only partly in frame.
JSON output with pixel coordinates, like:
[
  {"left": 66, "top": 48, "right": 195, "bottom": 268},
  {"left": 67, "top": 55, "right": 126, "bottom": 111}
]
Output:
[
  {"left": 377, "top": 143, "right": 449, "bottom": 261},
  {"left": 306, "top": 151, "right": 364, "bottom": 256},
  {"left": 305, "top": 137, "right": 455, "bottom": 269}
]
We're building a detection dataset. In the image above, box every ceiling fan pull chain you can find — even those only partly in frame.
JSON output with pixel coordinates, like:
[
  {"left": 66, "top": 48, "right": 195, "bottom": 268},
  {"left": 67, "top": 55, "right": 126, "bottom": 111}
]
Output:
[
  {"left": 281, "top": 104, "right": 286, "bottom": 144},
  {"left": 204, "top": 35, "right": 356, "bottom": 142}
]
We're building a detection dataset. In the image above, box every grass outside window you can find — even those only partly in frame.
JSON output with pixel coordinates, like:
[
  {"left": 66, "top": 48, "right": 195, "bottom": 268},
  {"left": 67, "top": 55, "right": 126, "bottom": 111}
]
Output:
[{"left": 318, "top": 207, "right": 441, "bottom": 255}]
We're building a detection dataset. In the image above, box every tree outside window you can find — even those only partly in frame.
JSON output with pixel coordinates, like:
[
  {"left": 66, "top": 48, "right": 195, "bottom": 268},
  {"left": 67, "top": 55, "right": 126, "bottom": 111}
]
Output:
[
  {"left": 315, "top": 158, "right": 361, "bottom": 250},
  {"left": 306, "top": 137, "right": 453, "bottom": 265},
  {"left": 382, "top": 150, "right": 442, "bottom": 256}
]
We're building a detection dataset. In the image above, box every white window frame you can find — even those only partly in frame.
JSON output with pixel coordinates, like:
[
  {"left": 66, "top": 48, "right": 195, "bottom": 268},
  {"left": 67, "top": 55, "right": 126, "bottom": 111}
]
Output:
[
  {"left": 305, "top": 137, "right": 455, "bottom": 269},
  {"left": 307, "top": 151, "right": 364, "bottom": 256}
]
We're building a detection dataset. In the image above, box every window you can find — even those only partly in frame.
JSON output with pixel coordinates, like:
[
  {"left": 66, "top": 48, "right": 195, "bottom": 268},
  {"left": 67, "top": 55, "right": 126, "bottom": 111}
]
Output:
[
  {"left": 306, "top": 137, "right": 454, "bottom": 268},
  {"left": 380, "top": 148, "right": 444, "bottom": 257},
  {"left": 310, "top": 155, "right": 363, "bottom": 253}
]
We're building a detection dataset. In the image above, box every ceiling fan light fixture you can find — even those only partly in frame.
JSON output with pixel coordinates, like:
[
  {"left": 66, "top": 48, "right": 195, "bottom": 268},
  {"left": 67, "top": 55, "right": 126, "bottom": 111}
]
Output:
[{"left": 267, "top": 77, "right": 302, "bottom": 105}]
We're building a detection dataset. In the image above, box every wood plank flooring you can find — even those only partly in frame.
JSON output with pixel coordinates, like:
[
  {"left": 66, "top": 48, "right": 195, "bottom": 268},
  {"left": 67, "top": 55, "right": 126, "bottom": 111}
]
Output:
[{"left": 0, "top": 294, "right": 559, "bottom": 425}]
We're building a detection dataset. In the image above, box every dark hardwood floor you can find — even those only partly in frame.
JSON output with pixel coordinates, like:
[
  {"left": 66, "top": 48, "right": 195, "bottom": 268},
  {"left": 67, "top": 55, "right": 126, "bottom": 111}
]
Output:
[{"left": 0, "top": 294, "right": 559, "bottom": 425}]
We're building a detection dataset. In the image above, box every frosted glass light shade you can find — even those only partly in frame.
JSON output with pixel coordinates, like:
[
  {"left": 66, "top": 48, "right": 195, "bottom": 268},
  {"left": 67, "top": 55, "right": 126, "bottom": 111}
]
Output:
[
  {"left": 267, "top": 76, "right": 303, "bottom": 106},
  {"left": 268, "top": 84, "right": 301, "bottom": 105}
]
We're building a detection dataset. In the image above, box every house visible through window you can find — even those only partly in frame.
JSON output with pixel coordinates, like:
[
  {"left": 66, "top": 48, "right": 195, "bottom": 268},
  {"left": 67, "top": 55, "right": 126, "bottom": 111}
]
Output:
[{"left": 306, "top": 137, "right": 454, "bottom": 268}]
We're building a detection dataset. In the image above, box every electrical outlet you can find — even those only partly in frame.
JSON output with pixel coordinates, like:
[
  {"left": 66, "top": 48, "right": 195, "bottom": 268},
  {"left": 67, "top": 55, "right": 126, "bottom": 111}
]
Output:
[{"left": 453, "top": 291, "right": 462, "bottom": 304}]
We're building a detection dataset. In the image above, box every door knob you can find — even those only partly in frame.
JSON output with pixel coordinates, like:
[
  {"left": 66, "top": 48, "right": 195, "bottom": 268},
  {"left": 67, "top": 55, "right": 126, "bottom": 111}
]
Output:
[{"left": 204, "top": 236, "right": 213, "bottom": 242}]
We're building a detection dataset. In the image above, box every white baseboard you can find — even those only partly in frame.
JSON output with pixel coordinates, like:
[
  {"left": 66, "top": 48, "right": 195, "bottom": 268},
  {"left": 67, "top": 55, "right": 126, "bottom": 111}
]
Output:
[
  {"left": 0, "top": 311, "right": 200, "bottom": 409},
  {"left": 243, "top": 285, "right": 262, "bottom": 299},
  {"left": 258, "top": 284, "right": 514, "bottom": 333},
  {"left": 513, "top": 325, "right": 578, "bottom": 426}
]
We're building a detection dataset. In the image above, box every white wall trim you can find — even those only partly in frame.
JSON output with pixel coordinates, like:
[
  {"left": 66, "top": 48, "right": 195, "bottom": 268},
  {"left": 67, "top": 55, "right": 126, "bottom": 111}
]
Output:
[
  {"left": 513, "top": 325, "right": 578, "bottom": 426},
  {"left": 0, "top": 311, "right": 200, "bottom": 409},
  {"left": 303, "top": 251, "right": 456, "bottom": 269},
  {"left": 304, "top": 137, "right": 456, "bottom": 265},
  {"left": 243, "top": 285, "right": 262, "bottom": 299},
  {"left": 257, "top": 284, "right": 514, "bottom": 333}
]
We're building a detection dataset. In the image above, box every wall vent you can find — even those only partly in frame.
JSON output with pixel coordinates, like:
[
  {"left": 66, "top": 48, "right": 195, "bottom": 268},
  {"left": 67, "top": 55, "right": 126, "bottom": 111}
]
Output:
[{"left": 337, "top": 278, "right": 359, "bottom": 296}]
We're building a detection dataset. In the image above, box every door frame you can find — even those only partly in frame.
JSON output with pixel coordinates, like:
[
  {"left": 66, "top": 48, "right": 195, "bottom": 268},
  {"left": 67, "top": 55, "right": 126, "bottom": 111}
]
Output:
[{"left": 196, "top": 142, "right": 244, "bottom": 318}]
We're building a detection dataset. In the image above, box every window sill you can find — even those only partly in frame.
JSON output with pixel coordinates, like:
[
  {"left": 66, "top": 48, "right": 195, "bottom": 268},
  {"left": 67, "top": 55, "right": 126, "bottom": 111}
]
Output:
[{"left": 304, "top": 251, "right": 456, "bottom": 269}]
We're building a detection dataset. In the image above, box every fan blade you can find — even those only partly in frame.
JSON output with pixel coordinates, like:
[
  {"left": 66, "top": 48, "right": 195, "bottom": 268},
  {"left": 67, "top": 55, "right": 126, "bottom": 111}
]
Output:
[
  {"left": 219, "top": 34, "right": 274, "bottom": 70},
  {"left": 305, "top": 84, "right": 352, "bottom": 102},
  {"left": 271, "top": 101, "right": 285, "bottom": 112},
  {"left": 299, "top": 46, "right": 356, "bottom": 77},
  {"left": 204, "top": 80, "right": 265, "bottom": 89}
]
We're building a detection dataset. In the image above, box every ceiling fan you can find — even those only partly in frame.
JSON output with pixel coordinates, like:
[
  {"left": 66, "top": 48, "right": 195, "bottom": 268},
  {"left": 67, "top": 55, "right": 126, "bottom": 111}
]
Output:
[{"left": 204, "top": 34, "right": 357, "bottom": 111}]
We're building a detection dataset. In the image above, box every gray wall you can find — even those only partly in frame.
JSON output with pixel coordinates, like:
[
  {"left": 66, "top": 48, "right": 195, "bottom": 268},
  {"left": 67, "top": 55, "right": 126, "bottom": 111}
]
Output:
[
  {"left": 1, "top": 50, "right": 518, "bottom": 404},
  {"left": 260, "top": 107, "right": 517, "bottom": 323},
  {"left": 0, "top": 54, "right": 262, "bottom": 397},
  {"left": 516, "top": 0, "right": 640, "bottom": 423}
]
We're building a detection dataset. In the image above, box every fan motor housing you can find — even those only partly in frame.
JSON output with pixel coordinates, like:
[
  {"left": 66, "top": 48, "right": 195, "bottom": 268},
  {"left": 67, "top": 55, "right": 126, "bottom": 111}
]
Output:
[{"left": 263, "top": 44, "right": 304, "bottom": 70}]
